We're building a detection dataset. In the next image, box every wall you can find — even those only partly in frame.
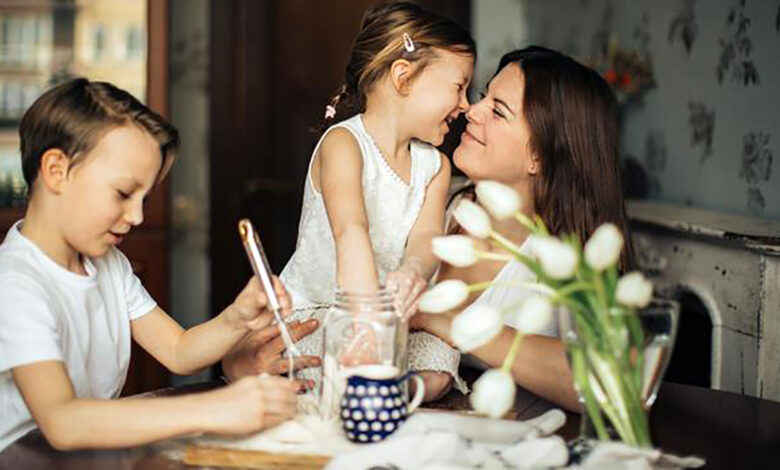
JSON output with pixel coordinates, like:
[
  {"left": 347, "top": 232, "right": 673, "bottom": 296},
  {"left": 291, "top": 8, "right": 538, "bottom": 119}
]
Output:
[{"left": 473, "top": 0, "right": 780, "bottom": 220}]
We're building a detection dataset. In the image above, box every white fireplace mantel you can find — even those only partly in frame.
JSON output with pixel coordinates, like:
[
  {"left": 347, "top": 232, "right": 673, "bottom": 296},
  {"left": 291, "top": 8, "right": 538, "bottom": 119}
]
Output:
[{"left": 627, "top": 200, "right": 780, "bottom": 402}]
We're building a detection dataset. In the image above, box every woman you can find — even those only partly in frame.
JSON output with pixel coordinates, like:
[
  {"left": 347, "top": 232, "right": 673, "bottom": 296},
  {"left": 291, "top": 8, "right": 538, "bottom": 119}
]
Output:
[{"left": 410, "top": 45, "right": 633, "bottom": 412}]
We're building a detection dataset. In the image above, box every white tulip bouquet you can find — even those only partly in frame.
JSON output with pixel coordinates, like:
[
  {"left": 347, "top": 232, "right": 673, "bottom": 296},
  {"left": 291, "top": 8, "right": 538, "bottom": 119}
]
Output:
[{"left": 419, "top": 180, "right": 657, "bottom": 447}]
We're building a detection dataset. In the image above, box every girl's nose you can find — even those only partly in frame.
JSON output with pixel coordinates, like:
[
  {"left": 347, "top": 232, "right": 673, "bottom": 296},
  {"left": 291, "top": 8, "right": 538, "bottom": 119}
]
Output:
[{"left": 458, "top": 91, "right": 470, "bottom": 112}]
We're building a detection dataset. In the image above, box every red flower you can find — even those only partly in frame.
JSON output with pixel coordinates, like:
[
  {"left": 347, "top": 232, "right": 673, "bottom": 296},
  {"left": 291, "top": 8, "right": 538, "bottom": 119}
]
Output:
[
  {"left": 604, "top": 69, "right": 618, "bottom": 84},
  {"left": 620, "top": 74, "right": 633, "bottom": 86}
]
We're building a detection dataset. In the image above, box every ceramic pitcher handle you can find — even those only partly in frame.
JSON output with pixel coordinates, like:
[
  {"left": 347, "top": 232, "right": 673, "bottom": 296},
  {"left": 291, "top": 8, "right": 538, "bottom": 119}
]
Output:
[{"left": 407, "top": 373, "right": 425, "bottom": 413}]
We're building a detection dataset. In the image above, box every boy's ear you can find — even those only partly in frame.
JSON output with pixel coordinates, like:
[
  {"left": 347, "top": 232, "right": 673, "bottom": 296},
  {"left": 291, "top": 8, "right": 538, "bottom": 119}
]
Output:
[
  {"left": 38, "top": 149, "right": 71, "bottom": 193},
  {"left": 389, "top": 59, "right": 413, "bottom": 96}
]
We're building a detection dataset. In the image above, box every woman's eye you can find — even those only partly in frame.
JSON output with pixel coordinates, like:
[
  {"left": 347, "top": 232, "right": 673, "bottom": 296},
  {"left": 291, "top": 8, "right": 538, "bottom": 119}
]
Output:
[
  {"left": 116, "top": 190, "right": 130, "bottom": 200},
  {"left": 492, "top": 108, "right": 505, "bottom": 119}
]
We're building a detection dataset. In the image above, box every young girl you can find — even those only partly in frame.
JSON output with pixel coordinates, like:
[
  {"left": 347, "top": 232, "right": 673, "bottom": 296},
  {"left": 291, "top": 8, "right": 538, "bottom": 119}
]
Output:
[
  {"left": 280, "top": 2, "right": 475, "bottom": 400},
  {"left": 0, "top": 78, "right": 298, "bottom": 451}
]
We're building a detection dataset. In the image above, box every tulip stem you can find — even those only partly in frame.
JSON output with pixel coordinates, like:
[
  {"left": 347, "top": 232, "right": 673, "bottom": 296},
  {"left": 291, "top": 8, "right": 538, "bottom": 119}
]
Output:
[
  {"left": 513, "top": 212, "right": 537, "bottom": 232},
  {"left": 475, "top": 250, "right": 515, "bottom": 262},
  {"left": 489, "top": 229, "right": 523, "bottom": 256},
  {"left": 501, "top": 330, "right": 524, "bottom": 373},
  {"left": 467, "top": 281, "right": 495, "bottom": 293}
]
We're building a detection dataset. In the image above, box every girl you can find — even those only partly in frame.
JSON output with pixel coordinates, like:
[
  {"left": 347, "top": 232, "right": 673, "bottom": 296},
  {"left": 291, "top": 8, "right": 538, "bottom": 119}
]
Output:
[
  {"left": 0, "top": 79, "right": 298, "bottom": 451},
  {"left": 280, "top": 2, "right": 475, "bottom": 401},
  {"left": 412, "top": 46, "right": 634, "bottom": 411}
]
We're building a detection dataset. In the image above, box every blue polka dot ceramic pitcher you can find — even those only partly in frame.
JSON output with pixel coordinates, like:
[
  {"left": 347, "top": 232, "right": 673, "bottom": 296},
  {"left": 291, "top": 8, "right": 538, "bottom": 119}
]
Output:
[{"left": 339, "top": 365, "right": 425, "bottom": 443}]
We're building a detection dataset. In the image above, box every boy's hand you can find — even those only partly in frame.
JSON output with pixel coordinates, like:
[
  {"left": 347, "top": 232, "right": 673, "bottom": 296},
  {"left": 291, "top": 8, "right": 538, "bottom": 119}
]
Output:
[
  {"left": 228, "top": 276, "right": 292, "bottom": 331},
  {"left": 204, "top": 375, "right": 298, "bottom": 435},
  {"left": 387, "top": 260, "right": 428, "bottom": 321}
]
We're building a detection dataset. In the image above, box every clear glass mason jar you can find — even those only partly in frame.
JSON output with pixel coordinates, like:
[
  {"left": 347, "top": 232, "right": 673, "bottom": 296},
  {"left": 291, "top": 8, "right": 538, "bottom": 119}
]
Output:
[{"left": 319, "top": 286, "right": 407, "bottom": 420}]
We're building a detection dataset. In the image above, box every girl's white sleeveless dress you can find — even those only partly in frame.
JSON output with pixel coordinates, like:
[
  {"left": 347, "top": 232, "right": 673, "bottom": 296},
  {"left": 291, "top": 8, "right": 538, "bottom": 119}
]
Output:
[{"left": 280, "top": 114, "right": 467, "bottom": 393}]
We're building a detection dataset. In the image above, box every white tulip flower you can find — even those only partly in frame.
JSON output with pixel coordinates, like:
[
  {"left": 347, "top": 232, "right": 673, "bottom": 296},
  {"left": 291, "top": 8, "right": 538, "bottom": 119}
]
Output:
[
  {"left": 615, "top": 271, "right": 653, "bottom": 308},
  {"left": 584, "top": 223, "right": 624, "bottom": 271},
  {"left": 475, "top": 181, "right": 522, "bottom": 220},
  {"left": 531, "top": 236, "right": 578, "bottom": 280},
  {"left": 453, "top": 199, "right": 492, "bottom": 238},
  {"left": 513, "top": 295, "right": 554, "bottom": 334},
  {"left": 451, "top": 304, "right": 503, "bottom": 352},
  {"left": 432, "top": 235, "right": 478, "bottom": 267},
  {"left": 418, "top": 280, "right": 469, "bottom": 313},
  {"left": 470, "top": 369, "right": 516, "bottom": 419}
]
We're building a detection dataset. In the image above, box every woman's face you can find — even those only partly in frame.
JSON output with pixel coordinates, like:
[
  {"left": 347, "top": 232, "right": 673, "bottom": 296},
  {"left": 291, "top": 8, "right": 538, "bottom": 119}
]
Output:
[{"left": 453, "top": 63, "right": 537, "bottom": 186}]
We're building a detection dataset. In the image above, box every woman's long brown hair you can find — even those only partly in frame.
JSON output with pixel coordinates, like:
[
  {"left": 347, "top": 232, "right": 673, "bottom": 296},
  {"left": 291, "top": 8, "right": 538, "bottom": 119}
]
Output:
[{"left": 453, "top": 46, "right": 634, "bottom": 271}]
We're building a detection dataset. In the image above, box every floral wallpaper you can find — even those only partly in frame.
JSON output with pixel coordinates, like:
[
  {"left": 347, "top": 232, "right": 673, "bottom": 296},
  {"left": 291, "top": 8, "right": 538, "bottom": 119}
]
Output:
[{"left": 474, "top": 0, "right": 780, "bottom": 220}]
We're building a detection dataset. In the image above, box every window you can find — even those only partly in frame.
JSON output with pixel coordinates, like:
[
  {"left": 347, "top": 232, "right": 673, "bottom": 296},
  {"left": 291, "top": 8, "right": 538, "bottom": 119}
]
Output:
[{"left": 0, "top": 0, "right": 147, "bottom": 208}]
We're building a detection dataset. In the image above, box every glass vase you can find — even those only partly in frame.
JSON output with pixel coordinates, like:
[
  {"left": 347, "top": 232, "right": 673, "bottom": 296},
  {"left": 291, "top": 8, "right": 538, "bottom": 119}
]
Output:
[{"left": 558, "top": 298, "right": 679, "bottom": 452}]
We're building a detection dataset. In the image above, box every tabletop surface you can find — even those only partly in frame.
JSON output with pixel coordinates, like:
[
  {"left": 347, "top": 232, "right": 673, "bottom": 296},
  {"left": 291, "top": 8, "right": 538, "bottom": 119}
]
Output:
[{"left": 2, "top": 377, "right": 779, "bottom": 470}]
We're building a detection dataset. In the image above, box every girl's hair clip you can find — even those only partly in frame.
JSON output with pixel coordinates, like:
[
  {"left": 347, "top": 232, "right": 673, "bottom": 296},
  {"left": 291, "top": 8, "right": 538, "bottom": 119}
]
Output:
[
  {"left": 403, "top": 33, "right": 415, "bottom": 53},
  {"left": 324, "top": 105, "right": 337, "bottom": 119}
]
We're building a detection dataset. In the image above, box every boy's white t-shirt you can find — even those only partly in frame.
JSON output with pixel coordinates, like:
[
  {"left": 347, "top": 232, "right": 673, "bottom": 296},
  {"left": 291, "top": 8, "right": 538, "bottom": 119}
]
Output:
[{"left": 0, "top": 221, "right": 157, "bottom": 451}]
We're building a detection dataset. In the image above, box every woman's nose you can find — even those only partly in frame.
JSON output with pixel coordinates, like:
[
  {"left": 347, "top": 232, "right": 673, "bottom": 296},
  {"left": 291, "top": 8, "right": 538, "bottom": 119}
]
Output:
[{"left": 466, "top": 100, "right": 485, "bottom": 124}]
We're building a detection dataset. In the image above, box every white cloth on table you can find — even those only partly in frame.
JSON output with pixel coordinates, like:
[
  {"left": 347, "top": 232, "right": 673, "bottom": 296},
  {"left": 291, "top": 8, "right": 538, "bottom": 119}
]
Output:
[
  {"left": 0, "top": 221, "right": 157, "bottom": 452},
  {"left": 326, "top": 408, "right": 705, "bottom": 470},
  {"left": 575, "top": 442, "right": 705, "bottom": 469},
  {"left": 326, "top": 409, "right": 569, "bottom": 469}
]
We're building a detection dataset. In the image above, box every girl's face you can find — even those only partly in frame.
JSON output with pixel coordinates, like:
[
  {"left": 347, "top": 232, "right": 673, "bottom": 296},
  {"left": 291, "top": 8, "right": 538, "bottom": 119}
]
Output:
[
  {"left": 405, "top": 49, "right": 473, "bottom": 146},
  {"left": 453, "top": 63, "right": 537, "bottom": 186},
  {"left": 58, "top": 124, "right": 162, "bottom": 258}
]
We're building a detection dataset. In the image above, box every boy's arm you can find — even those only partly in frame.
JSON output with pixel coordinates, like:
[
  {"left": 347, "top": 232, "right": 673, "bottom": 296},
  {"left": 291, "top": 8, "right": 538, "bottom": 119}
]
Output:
[
  {"left": 318, "top": 127, "right": 379, "bottom": 292},
  {"left": 131, "top": 277, "right": 288, "bottom": 376},
  {"left": 389, "top": 153, "right": 450, "bottom": 316},
  {"left": 12, "top": 360, "right": 297, "bottom": 450}
]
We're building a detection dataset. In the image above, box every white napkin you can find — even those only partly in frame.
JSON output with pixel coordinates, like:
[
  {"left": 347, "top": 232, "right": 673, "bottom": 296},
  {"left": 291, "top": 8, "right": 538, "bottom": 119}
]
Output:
[
  {"left": 326, "top": 409, "right": 570, "bottom": 469},
  {"left": 575, "top": 442, "right": 706, "bottom": 469}
]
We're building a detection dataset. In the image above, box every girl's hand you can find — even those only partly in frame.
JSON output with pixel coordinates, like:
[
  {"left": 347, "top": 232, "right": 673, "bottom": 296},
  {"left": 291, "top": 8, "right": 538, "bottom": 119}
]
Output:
[
  {"left": 387, "top": 260, "right": 428, "bottom": 321},
  {"left": 203, "top": 375, "right": 298, "bottom": 435},
  {"left": 228, "top": 276, "right": 292, "bottom": 331}
]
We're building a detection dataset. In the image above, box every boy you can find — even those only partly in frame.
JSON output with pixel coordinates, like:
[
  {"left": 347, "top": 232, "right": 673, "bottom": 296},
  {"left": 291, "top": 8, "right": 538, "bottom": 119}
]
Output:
[{"left": 0, "top": 78, "right": 298, "bottom": 451}]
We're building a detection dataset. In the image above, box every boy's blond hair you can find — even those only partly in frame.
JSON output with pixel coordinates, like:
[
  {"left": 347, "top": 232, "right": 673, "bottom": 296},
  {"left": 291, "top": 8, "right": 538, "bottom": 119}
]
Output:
[{"left": 19, "top": 78, "right": 179, "bottom": 195}]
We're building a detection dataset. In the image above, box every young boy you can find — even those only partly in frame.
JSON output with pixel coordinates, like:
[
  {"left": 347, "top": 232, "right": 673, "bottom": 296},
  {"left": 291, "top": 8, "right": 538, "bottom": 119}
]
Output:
[{"left": 0, "top": 78, "right": 298, "bottom": 451}]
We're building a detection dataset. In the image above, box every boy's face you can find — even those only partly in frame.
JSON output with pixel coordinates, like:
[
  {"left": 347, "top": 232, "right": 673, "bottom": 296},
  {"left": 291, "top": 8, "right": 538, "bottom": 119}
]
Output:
[{"left": 58, "top": 124, "right": 162, "bottom": 258}]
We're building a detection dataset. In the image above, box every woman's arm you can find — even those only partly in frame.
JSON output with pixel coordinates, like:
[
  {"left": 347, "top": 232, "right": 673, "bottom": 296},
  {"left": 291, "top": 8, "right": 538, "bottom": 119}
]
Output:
[
  {"left": 12, "top": 361, "right": 297, "bottom": 450},
  {"left": 414, "top": 313, "right": 580, "bottom": 412},
  {"left": 316, "top": 128, "right": 379, "bottom": 292},
  {"left": 221, "top": 319, "right": 321, "bottom": 382},
  {"left": 131, "top": 276, "right": 289, "bottom": 376}
]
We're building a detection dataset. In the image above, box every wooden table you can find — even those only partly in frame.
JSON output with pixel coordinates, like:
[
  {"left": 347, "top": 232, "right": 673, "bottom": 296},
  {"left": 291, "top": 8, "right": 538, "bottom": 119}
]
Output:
[{"left": 2, "top": 379, "right": 779, "bottom": 469}]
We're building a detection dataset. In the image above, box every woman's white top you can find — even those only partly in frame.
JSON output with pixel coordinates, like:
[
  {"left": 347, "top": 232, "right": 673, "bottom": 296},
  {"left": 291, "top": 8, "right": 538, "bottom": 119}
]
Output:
[
  {"left": 447, "top": 192, "right": 559, "bottom": 337},
  {"left": 460, "top": 238, "right": 559, "bottom": 337},
  {"left": 280, "top": 114, "right": 441, "bottom": 307}
]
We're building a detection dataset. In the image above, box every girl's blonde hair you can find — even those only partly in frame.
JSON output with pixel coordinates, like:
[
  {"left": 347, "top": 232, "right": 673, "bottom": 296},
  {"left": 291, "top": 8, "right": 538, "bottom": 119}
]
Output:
[{"left": 322, "top": 2, "right": 475, "bottom": 127}]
